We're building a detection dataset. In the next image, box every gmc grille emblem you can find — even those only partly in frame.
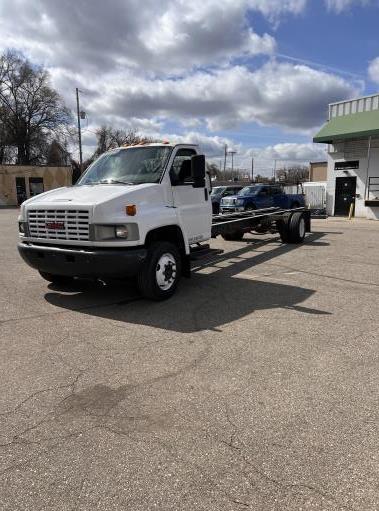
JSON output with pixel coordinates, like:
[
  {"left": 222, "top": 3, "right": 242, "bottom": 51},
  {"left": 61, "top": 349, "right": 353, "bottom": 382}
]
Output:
[{"left": 46, "top": 221, "right": 65, "bottom": 230}]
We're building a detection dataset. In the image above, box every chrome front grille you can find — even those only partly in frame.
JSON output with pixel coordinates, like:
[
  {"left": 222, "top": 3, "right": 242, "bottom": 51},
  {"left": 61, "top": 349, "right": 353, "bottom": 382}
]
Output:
[
  {"left": 222, "top": 198, "right": 236, "bottom": 206},
  {"left": 28, "top": 209, "right": 90, "bottom": 241}
]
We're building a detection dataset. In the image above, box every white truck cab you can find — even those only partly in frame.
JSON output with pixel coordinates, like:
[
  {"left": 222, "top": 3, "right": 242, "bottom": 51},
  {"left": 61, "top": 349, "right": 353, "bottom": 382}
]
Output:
[{"left": 18, "top": 143, "right": 212, "bottom": 299}]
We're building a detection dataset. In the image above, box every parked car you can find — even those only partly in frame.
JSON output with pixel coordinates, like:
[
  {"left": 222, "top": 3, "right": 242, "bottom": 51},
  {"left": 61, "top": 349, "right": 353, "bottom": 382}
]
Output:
[
  {"left": 220, "top": 184, "right": 304, "bottom": 213},
  {"left": 211, "top": 185, "right": 244, "bottom": 214}
]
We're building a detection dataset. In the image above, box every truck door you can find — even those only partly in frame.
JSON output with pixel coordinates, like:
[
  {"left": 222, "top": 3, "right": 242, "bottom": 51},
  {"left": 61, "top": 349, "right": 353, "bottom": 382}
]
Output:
[
  {"left": 271, "top": 185, "right": 284, "bottom": 207},
  {"left": 256, "top": 186, "right": 273, "bottom": 208},
  {"left": 170, "top": 148, "right": 211, "bottom": 244}
]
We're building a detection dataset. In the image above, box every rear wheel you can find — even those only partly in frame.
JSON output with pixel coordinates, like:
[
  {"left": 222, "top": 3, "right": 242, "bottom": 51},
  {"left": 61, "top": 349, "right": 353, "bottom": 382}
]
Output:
[
  {"left": 39, "top": 271, "right": 73, "bottom": 285},
  {"left": 279, "top": 212, "right": 306, "bottom": 244},
  {"left": 137, "top": 241, "right": 181, "bottom": 300}
]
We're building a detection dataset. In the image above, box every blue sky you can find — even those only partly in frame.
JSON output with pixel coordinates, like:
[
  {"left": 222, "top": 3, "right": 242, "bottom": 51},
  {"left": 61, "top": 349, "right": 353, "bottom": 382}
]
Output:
[{"left": 0, "top": 0, "right": 378, "bottom": 173}]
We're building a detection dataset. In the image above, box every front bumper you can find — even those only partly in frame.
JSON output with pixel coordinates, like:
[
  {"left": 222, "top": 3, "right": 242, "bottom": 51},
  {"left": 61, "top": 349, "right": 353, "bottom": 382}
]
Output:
[
  {"left": 220, "top": 206, "right": 244, "bottom": 213},
  {"left": 18, "top": 242, "right": 147, "bottom": 278}
]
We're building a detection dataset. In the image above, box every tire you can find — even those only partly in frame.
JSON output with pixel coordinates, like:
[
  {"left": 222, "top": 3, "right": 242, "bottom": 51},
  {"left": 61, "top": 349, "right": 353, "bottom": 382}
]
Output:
[
  {"left": 291, "top": 202, "right": 300, "bottom": 209},
  {"left": 279, "top": 212, "right": 306, "bottom": 244},
  {"left": 137, "top": 241, "right": 181, "bottom": 300},
  {"left": 245, "top": 204, "right": 256, "bottom": 211},
  {"left": 221, "top": 230, "right": 244, "bottom": 241},
  {"left": 39, "top": 271, "right": 73, "bottom": 285}
]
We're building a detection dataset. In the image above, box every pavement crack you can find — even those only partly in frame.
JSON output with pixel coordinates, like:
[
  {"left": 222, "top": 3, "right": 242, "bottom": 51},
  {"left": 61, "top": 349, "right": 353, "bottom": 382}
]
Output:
[{"left": 0, "top": 371, "right": 84, "bottom": 418}]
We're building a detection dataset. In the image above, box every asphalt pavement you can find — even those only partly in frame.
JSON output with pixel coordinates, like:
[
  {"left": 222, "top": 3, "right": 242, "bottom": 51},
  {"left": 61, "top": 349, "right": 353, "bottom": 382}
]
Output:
[{"left": 0, "top": 209, "right": 378, "bottom": 510}]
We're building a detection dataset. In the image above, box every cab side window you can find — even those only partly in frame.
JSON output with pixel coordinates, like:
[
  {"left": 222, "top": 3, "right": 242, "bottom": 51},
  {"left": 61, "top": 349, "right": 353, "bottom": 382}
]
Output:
[{"left": 170, "top": 149, "right": 196, "bottom": 185}]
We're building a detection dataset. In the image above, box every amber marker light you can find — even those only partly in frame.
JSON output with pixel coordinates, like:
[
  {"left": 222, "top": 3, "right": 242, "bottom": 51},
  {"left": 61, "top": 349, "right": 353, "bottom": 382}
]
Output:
[{"left": 126, "top": 204, "right": 137, "bottom": 216}]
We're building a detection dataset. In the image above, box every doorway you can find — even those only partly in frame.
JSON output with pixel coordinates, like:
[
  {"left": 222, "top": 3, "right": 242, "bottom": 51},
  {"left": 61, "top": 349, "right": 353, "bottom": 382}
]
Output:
[
  {"left": 334, "top": 176, "right": 357, "bottom": 216},
  {"left": 15, "top": 177, "right": 27, "bottom": 205}
]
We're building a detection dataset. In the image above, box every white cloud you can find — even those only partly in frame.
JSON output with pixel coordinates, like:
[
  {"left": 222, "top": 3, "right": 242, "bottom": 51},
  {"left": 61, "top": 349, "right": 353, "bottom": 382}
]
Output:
[
  {"left": 325, "top": 0, "right": 370, "bottom": 12},
  {"left": 164, "top": 132, "right": 239, "bottom": 157},
  {"left": 368, "top": 57, "right": 379, "bottom": 84},
  {"left": 85, "top": 61, "right": 359, "bottom": 133},
  {"left": 252, "top": 142, "right": 326, "bottom": 161},
  {"left": 0, "top": 0, "right": 362, "bottom": 155},
  {"left": 249, "top": 0, "right": 306, "bottom": 24},
  {"left": 0, "top": 0, "right": 282, "bottom": 75}
]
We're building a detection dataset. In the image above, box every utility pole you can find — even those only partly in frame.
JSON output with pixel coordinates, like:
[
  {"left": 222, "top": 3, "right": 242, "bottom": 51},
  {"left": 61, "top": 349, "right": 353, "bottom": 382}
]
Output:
[
  {"left": 223, "top": 144, "right": 227, "bottom": 173},
  {"left": 230, "top": 151, "right": 236, "bottom": 172},
  {"left": 251, "top": 157, "right": 254, "bottom": 183},
  {"left": 76, "top": 88, "right": 83, "bottom": 171},
  {"left": 228, "top": 150, "right": 237, "bottom": 180}
]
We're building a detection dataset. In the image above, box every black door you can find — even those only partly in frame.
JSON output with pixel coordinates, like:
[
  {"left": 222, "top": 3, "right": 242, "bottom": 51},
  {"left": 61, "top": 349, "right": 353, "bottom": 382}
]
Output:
[
  {"left": 15, "top": 177, "right": 27, "bottom": 205},
  {"left": 335, "top": 176, "right": 356, "bottom": 216}
]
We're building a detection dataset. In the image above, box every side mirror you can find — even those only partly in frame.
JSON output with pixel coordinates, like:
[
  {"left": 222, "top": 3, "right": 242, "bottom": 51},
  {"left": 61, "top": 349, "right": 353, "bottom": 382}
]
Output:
[{"left": 191, "top": 154, "right": 205, "bottom": 188}]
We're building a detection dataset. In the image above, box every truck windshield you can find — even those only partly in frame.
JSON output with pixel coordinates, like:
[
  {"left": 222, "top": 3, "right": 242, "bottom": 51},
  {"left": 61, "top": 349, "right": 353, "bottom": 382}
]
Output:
[
  {"left": 76, "top": 146, "right": 172, "bottom": 186},
  {"left": 239, "top": 186, "right": 260, "bottom": 196}
]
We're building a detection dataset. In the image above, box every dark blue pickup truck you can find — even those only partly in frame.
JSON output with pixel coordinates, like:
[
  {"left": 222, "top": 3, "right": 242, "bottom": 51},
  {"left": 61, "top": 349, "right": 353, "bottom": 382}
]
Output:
[{"left": 220, "top": 184, "right": 304, "bottom": 213}]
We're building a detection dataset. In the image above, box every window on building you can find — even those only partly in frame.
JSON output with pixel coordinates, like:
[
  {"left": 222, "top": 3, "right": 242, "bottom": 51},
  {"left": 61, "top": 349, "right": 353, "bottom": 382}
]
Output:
[
  {"left": 334, "top": 161, "right": 359, "bottom": 171},
  {"left": 29, "top": 177, "right": 44, "bottom": 196}
]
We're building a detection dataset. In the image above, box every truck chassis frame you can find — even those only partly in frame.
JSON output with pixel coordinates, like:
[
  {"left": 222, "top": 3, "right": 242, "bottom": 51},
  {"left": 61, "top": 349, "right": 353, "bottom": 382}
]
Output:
[{"left": 210, "top": 206, "right": 311, "bottom": 239}]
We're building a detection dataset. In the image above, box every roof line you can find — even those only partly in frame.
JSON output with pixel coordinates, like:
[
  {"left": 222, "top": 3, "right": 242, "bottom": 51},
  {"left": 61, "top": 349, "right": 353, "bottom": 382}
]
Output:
[{"left": 329, "top": 92, "right": 379, "bottom": 107}]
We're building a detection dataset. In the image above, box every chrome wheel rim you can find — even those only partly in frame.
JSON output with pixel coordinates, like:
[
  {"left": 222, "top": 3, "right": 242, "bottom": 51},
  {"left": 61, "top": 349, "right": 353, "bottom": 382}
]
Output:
[{"left": 156, "top": 253, "right": 177, "bottom": 290}]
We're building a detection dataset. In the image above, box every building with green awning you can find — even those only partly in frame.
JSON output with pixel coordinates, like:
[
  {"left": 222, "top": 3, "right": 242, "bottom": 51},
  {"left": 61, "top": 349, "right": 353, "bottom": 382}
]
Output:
[
  {"left": 313, "top": 94, "right": 379, "bottom": 219},
  {"left": 314, "top": 109, "right": 379, "bottom": 144}
]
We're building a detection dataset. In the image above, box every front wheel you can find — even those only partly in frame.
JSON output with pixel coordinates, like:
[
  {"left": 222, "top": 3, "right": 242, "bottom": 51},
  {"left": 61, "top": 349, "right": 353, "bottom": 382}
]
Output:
[{"left": 137, "top": 241, "right": 182, "bottom": 300}]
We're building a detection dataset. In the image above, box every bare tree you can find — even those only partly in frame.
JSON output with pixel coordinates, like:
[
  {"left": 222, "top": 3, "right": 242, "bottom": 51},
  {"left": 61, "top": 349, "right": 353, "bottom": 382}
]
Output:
[
  {"left": 47, "top": 139, "right": 70, "bottom": 166},
  {"left": 0, "top": 50, "right": 71, "bottom": 164},
  {"left": 92, "top": 126, "right": 153, "bottom": 160},
  {"left": 253, "top": 174, "right": 274, "bottom": 184},
  {"left": 206, "top": 162, "right": 221, "bottom": 179},
  {"left": 276, "top": 165, "right": 309, "bottom": 184}
]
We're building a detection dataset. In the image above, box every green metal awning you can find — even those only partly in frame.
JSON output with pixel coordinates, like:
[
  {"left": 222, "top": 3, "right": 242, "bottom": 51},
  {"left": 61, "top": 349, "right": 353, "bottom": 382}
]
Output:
[{"left": 313, "top": 109, "right": 379, "bottom": 143}]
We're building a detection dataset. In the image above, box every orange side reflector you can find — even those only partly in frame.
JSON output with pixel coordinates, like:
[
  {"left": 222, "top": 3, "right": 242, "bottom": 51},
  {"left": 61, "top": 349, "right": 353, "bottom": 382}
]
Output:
[{"left": 126, "top": 204, "right": 136, "bottom": 216}]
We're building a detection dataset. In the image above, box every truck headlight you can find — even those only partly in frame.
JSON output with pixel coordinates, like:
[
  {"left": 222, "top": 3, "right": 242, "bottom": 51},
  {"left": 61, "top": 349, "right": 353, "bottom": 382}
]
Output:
[
  {"left": 236, "top": 199, "right": 244, "bottom": 206},
  {"left": 115, "top": 225, "right": 128, "bottom": 238},
  {"left": 91, "top": 223, "right": 139, "bottom": 241},
  {"left": 18, "top": 221, "right": 28, "bottom": 235}
]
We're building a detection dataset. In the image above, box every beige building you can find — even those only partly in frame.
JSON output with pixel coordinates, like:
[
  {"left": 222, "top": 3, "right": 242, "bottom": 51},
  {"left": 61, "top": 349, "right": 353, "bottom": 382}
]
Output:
[
  {"left": 0, "top": 165, "right": 72, "bottom": 206},
  {"left": 309, "top": 161, "right": 327, "bottom": 182}
]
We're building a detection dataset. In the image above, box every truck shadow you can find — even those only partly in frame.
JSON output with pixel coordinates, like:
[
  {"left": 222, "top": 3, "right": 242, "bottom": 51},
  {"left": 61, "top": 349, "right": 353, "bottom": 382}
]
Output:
[{"left": 44, "top": 233, "right": 331, "bottom": 333}]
